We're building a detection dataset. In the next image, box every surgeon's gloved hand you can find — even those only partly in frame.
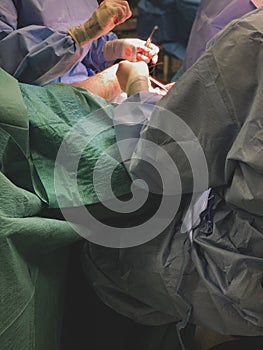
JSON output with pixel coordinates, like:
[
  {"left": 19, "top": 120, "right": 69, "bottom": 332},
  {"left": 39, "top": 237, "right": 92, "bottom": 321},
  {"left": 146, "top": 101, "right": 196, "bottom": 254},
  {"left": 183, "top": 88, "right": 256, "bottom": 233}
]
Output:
[
  {"left": 104, "top": 38, "right": 159, "bottom": 64},
  {"left": 116, "top": 60, "right": 150, "bottom": 96},
  {"left": 68, "top": 0, "right": 132, "bottom": 46}
]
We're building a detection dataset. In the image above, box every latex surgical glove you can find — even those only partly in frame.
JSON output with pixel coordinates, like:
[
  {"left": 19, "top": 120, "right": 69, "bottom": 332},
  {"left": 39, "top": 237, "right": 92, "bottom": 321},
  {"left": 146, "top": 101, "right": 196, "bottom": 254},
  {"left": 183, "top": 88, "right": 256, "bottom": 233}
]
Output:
[
  {"left": 104, "top": 38, "right": 159, "bottom": 64},
  {"left": 68, "top": 0, "right": 132, "bottom": 46},
  {"left": 116, "top": 60, "right": 150, "bottom": 96}
]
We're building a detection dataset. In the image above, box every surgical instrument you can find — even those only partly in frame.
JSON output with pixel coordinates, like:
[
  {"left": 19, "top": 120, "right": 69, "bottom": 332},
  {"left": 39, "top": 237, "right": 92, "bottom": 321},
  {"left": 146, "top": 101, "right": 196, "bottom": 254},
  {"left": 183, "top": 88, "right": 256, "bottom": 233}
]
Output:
[
  {"left": 149, "top": 76, "right": 168, "bottom": 92},
  {"left": 145, "top": 25, "right": 159, "bottom": 48}
]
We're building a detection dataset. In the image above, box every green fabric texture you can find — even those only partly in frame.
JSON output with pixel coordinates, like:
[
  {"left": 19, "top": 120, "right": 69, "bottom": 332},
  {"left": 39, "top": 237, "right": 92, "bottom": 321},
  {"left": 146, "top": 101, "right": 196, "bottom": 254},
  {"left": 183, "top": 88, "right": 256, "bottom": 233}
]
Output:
[
  {"left": 0, "top": 68, "right": 132, "bottom": 350},
  {"left": 0, "top": 68, "right": 81, "bottom": 350},
  {"left": 20, "top": 82, "right": 132, "bottom": 208}
]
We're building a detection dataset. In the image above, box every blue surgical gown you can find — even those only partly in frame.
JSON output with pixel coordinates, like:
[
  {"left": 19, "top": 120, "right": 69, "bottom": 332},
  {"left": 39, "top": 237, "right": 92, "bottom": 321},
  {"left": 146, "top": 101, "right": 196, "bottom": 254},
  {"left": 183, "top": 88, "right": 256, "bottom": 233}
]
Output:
[
  {"left": 183, "top": 0, "right": 256, "bottom": 70},
  {"left": 0, "top": 0, "right": 117, "bottom": 85}
]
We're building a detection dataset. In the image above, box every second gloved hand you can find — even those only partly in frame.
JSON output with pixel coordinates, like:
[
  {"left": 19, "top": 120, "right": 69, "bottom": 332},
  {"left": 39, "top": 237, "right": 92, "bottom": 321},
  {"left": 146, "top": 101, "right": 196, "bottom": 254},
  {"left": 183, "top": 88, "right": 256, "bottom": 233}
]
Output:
[
  {"left": 104, "top": 39, "right": 159, "bottom": 64},
  {"left": 116, "top": 60, "right": 150, "bottom": 96}
]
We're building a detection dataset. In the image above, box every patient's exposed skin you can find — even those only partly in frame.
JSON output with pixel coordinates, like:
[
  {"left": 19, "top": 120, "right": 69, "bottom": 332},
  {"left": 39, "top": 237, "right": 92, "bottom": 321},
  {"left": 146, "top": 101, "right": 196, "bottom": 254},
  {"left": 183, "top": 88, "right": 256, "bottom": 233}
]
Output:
[
  {"left": 72, "top": 64, "right": 122, "bottom": 101},
  {"left": 72, "top": 60, "right": 174, "bottom": 101}
]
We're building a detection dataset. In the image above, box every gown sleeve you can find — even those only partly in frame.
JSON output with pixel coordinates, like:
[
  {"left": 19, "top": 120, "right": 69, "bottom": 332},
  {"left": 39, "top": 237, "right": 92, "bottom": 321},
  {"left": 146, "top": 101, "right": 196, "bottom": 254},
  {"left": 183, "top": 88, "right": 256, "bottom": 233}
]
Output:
[{"left": 0, "top": 1, "right": 85, "bottom": 85}]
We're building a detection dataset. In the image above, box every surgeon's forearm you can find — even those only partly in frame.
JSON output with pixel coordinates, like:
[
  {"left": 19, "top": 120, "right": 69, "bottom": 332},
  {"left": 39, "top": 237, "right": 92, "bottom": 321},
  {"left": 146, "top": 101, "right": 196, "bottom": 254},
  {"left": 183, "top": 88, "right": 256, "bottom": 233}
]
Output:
[{"left": 71, "top": 64, "right": 122, "bottom": 101}]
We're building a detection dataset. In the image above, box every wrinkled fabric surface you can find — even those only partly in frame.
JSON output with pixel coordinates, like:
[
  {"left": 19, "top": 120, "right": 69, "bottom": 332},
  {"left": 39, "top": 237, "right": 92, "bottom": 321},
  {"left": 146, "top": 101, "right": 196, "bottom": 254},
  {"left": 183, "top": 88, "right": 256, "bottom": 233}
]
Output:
[
  {"left": 0, "top": 68, "right": 133, "bottom": 350},
  {"left": 19, "top": 83, "right": 132, "bottom": 207},
  {"left": 83, "top": 8, "right": 263, "bottom": 336},
  {"left": 0, "top": 70, "right": 80, "bottom": 350},
  {"left": 183, "top": 0, "right": 256, "bottom": 70},
  {"left": 0, "top": 0, "right": 117, "bottom": 85}
]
